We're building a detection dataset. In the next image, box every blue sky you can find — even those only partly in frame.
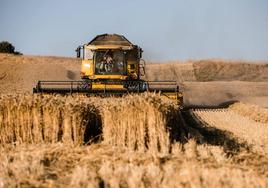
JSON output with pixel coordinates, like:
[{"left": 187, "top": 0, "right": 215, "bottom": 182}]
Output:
[{"left": 0, "top": 0, "right": 268, "bottom": 61}]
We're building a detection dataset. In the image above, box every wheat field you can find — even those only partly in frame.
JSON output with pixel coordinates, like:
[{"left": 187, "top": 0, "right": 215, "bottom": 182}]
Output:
[
  {"left": 0, "top": 93, "right": 268, "bottom": 187},
  {"left": 1, "top": 141, "right": 267, "bottom": 188},
  {"left": 0, "top": 93, "right": 181, "bottom": 151}
]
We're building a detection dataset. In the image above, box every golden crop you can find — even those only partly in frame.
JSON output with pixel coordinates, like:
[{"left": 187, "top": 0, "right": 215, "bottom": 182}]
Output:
[
  {"left": 0, "top": 93, "right": 181, "bottom": 153},
  {"left": 1, "top": 94, "right": 268, "bottom": 187}
]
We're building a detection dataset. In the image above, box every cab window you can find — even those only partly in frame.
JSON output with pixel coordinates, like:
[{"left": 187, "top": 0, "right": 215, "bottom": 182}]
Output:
[{"left": 95, "top": 50, "right": 126, "bottom": 75}]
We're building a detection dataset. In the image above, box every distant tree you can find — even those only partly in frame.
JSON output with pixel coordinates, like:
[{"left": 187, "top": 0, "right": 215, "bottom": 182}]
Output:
[
  {"left": 0, "top": 41, "right": 22, "bottom": 55},
  {"left": 0, "top": 41, "right": 15, "bottom": 53}
]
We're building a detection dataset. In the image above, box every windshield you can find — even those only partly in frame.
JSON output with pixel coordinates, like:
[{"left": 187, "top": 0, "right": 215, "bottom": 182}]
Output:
[{"left": 95, "top": 50, "right": 125, "bottom": 75}]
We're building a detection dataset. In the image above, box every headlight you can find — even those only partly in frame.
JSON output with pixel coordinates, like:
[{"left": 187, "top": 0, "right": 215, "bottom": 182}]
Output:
[{"left": 84, "top": 63, "right": 91, "bottom": 68}]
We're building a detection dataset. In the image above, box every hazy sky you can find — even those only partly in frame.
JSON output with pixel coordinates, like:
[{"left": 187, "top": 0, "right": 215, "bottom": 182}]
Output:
[{"left": 0, "top": 0, "right": 268, "bottom": 61}]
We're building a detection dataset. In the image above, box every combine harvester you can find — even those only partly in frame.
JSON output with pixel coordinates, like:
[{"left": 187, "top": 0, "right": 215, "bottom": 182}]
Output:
[{"left": 33, "top": 34, "right": 183, "bottom": 105}]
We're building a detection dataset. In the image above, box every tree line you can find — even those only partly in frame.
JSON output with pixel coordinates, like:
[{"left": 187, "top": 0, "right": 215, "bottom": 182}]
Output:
[{"left": 0, "top": 41, "right": 22, "bottom": 55}]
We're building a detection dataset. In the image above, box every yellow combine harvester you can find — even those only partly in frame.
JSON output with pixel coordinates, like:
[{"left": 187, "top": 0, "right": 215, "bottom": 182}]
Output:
[{"left": 33, "top": 34, "right": 183, "bottom": 105}]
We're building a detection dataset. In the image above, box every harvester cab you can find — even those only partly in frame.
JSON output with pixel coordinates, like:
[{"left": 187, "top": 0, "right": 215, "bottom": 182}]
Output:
[
  {"left": 33, "top": 34, "right": 183, "bottom": 105},
  {"left": 76, "top": 34, "right": 144, "bottom": 83}
]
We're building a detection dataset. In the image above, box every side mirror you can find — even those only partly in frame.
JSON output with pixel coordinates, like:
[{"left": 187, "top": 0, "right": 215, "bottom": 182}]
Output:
[
  {"left": 76, "top": 47, "right": 81, "bottom": 58},
  {"left": 139, "top": 48, "right": 143, "bottom": 58}
]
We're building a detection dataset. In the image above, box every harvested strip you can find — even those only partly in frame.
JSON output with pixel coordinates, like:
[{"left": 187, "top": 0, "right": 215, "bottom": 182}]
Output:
[
  {"left": 229, "top": 102, "right": 268, "bottom": 124},
  {"left": 193, "top": 109, "right": 268, "bottom": 155}
]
